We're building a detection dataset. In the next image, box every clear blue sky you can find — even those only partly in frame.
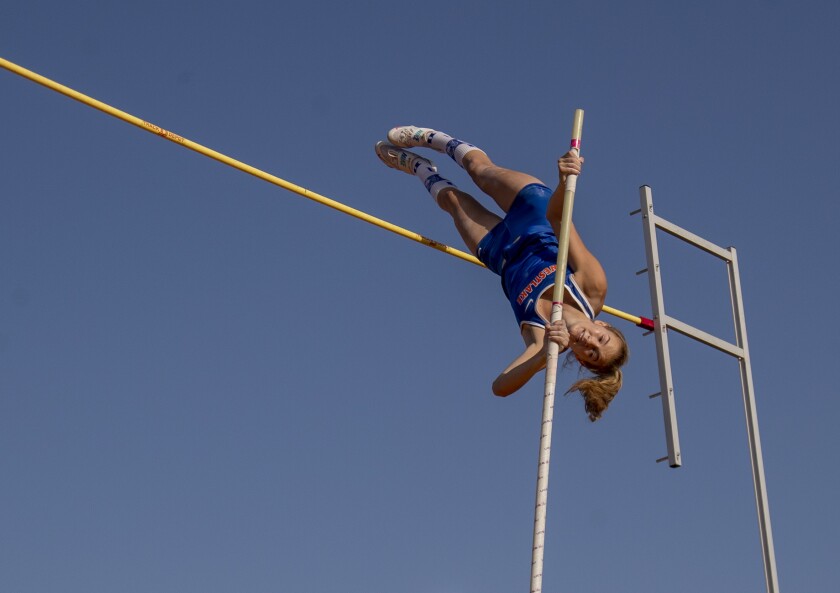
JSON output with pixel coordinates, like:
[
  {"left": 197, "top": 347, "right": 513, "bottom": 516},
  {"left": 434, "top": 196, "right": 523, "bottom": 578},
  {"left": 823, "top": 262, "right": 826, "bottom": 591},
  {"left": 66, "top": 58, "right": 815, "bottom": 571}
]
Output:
[{"left": 2, "top": 2, "right": 838, "bottom": 592}]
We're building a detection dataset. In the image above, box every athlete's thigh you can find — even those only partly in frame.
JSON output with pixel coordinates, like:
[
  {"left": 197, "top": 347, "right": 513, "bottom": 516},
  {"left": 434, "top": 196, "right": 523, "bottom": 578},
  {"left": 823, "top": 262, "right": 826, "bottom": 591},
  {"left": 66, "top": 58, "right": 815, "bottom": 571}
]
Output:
[
  {"left": 476, "top": 167, "right": 544, "bottom": 212},
  {"left": 438, "top": 187, "right": 503, "bottom": 256}
]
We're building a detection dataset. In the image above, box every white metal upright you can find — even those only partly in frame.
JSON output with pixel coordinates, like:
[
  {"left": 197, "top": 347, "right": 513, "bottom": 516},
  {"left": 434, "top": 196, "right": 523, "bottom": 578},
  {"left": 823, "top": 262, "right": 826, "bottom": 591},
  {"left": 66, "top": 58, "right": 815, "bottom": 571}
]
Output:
[
  {"left": 636, "top": 185, "right": 779, "bottom": 593},
  {"left": 639, "top": 187, "right": 682, "bottom": 468}
]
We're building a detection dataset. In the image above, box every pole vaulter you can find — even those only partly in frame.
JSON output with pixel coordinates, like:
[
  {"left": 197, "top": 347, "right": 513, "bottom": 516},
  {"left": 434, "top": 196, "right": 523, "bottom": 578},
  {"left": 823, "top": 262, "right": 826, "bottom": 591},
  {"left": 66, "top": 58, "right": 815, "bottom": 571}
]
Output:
[{"left": 0, "top": 56, "right": 652, "bottom": 331}]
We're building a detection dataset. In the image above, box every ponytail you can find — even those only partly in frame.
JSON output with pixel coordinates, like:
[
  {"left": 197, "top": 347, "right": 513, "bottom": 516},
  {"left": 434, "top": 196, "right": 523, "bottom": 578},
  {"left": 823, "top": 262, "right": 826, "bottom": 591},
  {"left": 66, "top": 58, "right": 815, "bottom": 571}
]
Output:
[
  {"left": 564, "top": 324, "right": 629, "bottom": 422},
  {"left": 566, "top": 368, "right": 624, "bottom": 422}
]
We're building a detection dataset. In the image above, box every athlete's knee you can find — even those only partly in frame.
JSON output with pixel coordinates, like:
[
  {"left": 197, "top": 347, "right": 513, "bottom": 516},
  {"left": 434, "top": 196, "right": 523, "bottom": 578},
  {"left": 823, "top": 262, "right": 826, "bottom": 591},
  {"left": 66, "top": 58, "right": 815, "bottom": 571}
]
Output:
[{"left": 472, "top": 163, "right": 515, "bottom": 194}]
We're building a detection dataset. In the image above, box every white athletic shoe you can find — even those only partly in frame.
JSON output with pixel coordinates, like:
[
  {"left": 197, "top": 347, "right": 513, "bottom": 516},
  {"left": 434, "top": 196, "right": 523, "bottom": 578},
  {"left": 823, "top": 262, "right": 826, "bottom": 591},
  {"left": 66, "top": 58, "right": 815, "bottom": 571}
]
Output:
[
  {"left": 375, "top": 141, "right": 436, "bottom": 175},
  {"left": 387, "top": 125, "right": 436, "bottom": 148}
]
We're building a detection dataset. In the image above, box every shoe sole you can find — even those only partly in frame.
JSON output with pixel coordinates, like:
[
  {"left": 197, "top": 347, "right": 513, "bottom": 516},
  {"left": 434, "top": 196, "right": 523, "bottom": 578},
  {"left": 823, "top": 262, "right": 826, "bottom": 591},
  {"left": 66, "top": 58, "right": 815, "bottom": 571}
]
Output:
[{"left": 375, "top": 141, "right": 436, "bottom": 174}]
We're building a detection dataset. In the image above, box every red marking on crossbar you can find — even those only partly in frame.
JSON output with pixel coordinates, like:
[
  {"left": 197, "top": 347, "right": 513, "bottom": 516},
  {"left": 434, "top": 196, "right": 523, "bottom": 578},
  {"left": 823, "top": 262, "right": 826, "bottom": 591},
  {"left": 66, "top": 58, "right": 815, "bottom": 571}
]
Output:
[{"left": 638, "top": 316, "right": 655, "bottom": 331}]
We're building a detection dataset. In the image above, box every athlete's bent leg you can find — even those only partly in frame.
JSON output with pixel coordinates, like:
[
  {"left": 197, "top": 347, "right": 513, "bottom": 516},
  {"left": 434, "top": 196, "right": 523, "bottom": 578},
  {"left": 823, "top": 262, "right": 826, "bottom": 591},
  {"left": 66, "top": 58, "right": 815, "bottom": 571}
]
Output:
[
  {"left": 435, "top": 186, "right": 502, "bottom": 256},
  {"left": 375, "top": 141, "right": 500, "bottom": 254},
  {"left": 388, "top": 126, "right": 544, "bottom": 213},
  {"left": 461, "top": 151, "right": 543, "bottom": 213}
]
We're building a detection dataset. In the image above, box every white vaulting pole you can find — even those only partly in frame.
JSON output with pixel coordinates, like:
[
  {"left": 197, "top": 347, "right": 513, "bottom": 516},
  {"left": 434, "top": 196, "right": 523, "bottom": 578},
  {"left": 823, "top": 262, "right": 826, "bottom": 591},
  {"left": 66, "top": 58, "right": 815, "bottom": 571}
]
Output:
[{"left": 530, "top": 110, "right": 584, "bottom": 593}]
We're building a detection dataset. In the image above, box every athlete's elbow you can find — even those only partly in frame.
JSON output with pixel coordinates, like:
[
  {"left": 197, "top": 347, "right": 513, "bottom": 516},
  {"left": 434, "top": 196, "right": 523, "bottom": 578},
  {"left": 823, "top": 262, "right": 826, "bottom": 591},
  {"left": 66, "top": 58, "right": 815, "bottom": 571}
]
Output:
[{"left": 492, "top": 378, "right": 516, "bottom": 397}]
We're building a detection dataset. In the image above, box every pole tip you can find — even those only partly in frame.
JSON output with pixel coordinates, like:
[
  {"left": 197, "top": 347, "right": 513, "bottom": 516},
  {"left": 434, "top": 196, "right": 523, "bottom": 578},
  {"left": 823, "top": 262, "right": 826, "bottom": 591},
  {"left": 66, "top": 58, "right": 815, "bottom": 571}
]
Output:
[{"left": 571, "top": 110, "right": 584, "bottom": 143}]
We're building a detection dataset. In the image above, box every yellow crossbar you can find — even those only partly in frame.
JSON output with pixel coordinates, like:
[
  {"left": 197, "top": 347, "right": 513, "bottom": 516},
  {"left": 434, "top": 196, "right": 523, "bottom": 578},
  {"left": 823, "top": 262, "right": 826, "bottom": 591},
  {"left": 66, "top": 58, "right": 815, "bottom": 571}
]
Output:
[{"left": 0, "top": 56, "right": 652, "bottom": 329}]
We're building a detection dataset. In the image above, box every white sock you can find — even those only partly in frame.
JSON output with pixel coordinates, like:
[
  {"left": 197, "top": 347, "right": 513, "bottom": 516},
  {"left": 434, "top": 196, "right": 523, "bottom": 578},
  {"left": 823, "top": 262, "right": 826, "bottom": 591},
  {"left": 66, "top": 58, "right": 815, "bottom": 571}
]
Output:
[
  {"left": 415, "top": 164, "right": 456, "bottom": 203},
  {"left": 425, "top": 130, "right": 454, "bottom": 152},
  {"left": 450, "top": 141, "right": 482, "bottom": 168},
  {"left": 426, "top": 130, "right": 484, "bottom": 169}
]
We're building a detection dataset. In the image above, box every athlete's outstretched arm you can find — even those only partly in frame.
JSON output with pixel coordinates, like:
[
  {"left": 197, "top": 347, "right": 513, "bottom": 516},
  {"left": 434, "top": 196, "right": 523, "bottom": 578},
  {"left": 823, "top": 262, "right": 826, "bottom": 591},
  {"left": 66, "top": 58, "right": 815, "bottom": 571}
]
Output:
[{"left": 492, "top": 340, "right": 547, "bottom": 397}]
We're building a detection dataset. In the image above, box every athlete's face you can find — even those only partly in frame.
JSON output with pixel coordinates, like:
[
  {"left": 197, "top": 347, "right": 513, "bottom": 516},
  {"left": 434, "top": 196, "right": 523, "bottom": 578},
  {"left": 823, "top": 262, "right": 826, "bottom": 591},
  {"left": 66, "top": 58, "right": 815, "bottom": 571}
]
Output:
[{"left": 568, "top": 319, "right": 622, "bottom": 370}]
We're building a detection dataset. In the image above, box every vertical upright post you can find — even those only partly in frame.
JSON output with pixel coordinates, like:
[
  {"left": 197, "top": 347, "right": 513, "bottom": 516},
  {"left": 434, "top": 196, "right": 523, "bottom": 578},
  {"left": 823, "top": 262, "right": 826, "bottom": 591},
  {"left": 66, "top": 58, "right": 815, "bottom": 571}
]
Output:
[
  {"left": 637, "top": 187, "right": 779, "bottom": 591},
  {"left": 728, "top": 250, "right": 779, "bottom": 593},
  {"left": 639, "top": 186, "right": 682, "bottom": 467},
  {"left": 530, "top": 109, "right": 584, "bottom": 593}
]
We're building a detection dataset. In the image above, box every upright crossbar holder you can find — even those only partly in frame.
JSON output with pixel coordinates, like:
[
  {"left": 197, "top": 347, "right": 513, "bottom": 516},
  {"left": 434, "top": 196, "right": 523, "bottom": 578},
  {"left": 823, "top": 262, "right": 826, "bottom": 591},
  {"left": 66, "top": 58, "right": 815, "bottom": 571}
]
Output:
[{"left": 636, "top": 185, "right": 779, "bottom": 593}]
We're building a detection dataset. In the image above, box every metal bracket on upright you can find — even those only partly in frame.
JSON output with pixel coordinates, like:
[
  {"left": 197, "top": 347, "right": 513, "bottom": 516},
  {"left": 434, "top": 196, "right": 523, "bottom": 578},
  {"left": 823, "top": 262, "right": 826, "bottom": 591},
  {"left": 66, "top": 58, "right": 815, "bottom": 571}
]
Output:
[{"left": 633, "top": 185, "right": 779, "bottom": 593}]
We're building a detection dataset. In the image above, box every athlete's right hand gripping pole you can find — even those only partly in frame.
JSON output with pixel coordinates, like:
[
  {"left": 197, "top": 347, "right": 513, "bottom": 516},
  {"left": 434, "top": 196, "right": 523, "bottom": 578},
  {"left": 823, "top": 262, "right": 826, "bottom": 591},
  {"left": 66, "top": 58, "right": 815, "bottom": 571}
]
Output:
[{"left": 530, "top": 109, "right": 584, "bottom": 593}]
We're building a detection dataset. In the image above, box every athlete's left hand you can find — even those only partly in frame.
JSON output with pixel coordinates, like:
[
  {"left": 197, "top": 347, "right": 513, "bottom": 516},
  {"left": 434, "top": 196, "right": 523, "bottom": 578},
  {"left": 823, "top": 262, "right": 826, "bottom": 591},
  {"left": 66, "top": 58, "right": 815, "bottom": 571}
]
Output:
[{"left": 545, "top": 318, "right": 570, "bottom": 351}]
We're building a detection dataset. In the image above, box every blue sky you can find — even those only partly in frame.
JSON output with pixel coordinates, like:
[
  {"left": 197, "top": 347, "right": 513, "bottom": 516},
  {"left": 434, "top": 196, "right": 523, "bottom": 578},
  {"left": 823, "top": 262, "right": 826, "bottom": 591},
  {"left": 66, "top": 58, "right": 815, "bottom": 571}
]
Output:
[{"left": 2, "top": 2, "right": 839, "bottom": 592}]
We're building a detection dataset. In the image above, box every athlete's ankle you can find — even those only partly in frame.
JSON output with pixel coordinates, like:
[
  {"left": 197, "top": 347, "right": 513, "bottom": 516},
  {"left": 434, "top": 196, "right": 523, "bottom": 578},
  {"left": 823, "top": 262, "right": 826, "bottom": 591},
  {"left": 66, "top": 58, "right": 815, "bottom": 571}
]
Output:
[
  {"left": 445, "top": 139, "right": 484, "bottom": 169},
  {"left": 416, "top": 165, "right": 456, "bottom": 206}
]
